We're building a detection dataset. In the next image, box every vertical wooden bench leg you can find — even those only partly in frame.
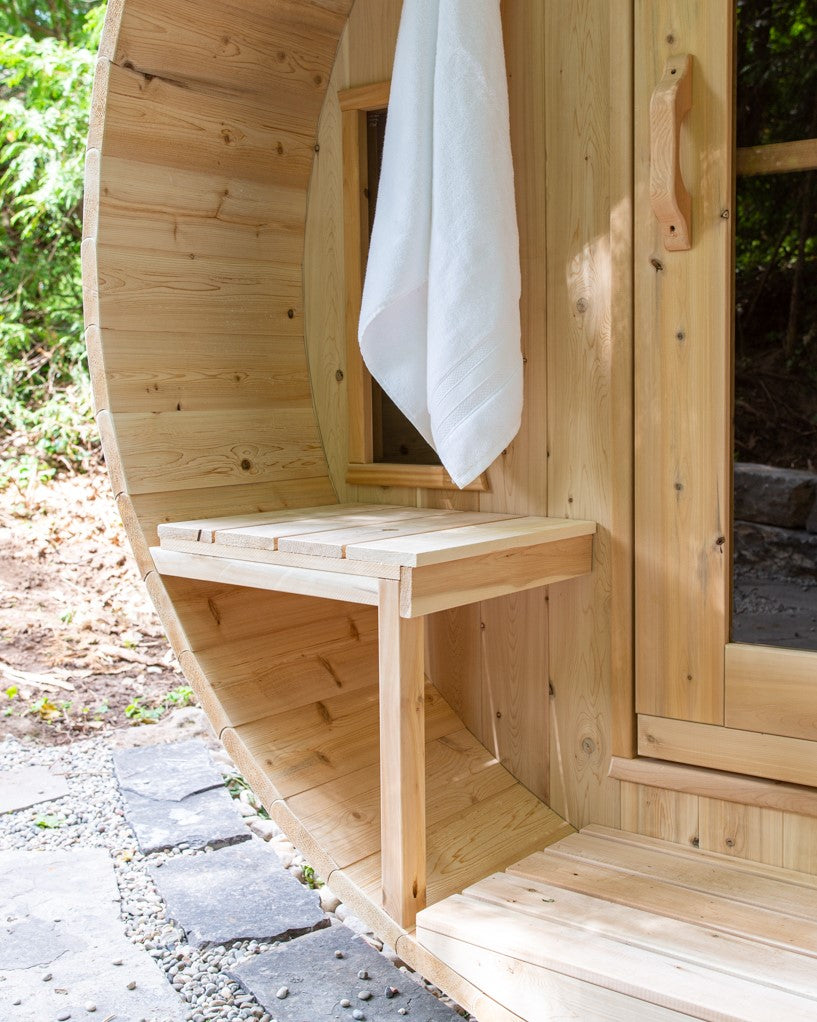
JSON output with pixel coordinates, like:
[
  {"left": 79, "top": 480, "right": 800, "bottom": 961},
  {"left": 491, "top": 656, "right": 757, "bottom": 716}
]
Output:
[{"left": 377, "top": 578, "right": 426, "bottom": 928}]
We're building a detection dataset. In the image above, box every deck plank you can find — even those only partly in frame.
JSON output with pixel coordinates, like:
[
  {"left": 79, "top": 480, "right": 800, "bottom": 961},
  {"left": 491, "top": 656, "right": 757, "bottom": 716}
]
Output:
[
  {"left": 509, "top": 850, "right": 817, "bottom": 958},
  {"left": 418, "top": 894, "right": 817, "bottom": 1022},
  {"left": 465, "top": 872, "right": 817, "bottom": 1003}
]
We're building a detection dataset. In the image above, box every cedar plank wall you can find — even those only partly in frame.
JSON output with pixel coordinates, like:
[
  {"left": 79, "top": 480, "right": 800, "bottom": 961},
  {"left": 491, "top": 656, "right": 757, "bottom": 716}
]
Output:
[
  {"left": 306, "top": 0, "right": 817, "bottom": 872},
  {"left": 304, "top": 0, "right": 622, "bottom": 817},
  {"left": 83, "top": 0, "right": 384, "bottom": 747},
  {"left": 85, "top": 0, "right": 817, "bottom": 874}
]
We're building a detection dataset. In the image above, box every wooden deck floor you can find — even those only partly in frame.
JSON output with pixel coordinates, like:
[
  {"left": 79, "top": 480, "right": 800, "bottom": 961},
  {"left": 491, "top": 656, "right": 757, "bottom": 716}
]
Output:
[{"left": 416, "top": 825, "right": 817, "bottom": 1021}]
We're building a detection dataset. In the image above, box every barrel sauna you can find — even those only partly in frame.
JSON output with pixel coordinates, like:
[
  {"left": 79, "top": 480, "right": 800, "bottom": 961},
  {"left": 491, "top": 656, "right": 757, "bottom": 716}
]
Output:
[{"left": 83, "top": 2, "right": 817, "bottom": 1019}]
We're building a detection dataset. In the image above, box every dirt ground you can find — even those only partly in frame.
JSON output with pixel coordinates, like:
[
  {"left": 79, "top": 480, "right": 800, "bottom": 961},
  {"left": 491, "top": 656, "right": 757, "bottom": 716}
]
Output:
[{"left": 0, "top": 466, "right": 187, "bottom": 746}]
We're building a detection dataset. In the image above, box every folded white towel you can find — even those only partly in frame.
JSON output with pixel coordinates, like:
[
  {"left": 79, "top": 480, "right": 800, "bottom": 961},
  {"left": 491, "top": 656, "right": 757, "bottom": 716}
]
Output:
[{"left": 358, "top": 0, "right": 522, "bottom": 488}]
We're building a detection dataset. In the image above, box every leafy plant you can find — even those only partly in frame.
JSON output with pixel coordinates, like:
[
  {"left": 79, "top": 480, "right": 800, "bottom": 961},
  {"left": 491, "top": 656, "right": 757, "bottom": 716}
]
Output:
[
  {"left": 124, "top": 686, "right": 197, "bottom": 725},
  {"left": 224, "top": 773, "right": 270, "bottom": 820},
  {"left": 0, "top": 2, "right": 106, "bottom": 485},
  {"left": 34, "top": 813, "right": 64, "bottom": 828},
  {"left": 301, "top": 864, "right": 323, "bottom": 890},
  {"left": 123, "top": 696, "right": 164, "bottom": 724},
  {"left": 27, "top": 695, "right": 62, "bottom": 721},
  {"left": 164, "top": 685, "right": 194, "bottom": 707}
]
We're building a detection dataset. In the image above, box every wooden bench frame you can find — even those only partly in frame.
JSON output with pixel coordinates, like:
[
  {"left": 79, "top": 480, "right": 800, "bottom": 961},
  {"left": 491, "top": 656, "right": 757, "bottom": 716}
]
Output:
[{"left": 152, "top": 504, "right": 595, "bottom": 926}]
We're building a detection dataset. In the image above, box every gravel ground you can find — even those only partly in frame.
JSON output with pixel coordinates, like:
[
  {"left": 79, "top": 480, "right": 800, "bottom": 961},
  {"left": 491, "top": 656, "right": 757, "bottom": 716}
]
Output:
[{"left": 0, "top": 732, "right": 470, "bottom": 1022}]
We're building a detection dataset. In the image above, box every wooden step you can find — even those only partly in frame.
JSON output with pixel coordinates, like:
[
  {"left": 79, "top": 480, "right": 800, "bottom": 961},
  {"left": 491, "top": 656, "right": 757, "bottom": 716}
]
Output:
[{"left": 416, "top": 826, "right": 817, "bottom": 1021}]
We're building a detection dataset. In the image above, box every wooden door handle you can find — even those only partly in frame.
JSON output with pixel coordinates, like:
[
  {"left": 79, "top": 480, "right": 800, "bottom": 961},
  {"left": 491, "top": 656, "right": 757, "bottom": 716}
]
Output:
[{"left": 650, "top": 54, "right": 692, "bottom": 251}]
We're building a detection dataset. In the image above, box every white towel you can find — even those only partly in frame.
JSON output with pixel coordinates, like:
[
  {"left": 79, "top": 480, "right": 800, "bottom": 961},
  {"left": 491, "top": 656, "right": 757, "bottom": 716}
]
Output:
[{"left": 358, "top": 0, "right": 522, "bottom": 488}]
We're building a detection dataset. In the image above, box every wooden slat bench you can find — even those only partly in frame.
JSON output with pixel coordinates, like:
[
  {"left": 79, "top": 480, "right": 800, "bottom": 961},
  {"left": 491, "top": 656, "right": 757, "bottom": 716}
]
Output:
[{"left": 152, "top": 503, "right": 595, "bottom": 927}]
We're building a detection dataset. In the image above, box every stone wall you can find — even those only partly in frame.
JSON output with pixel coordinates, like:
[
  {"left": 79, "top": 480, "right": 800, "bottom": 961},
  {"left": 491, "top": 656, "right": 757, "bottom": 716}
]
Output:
[{"left": 734, "top": 463, "right": 817, "bottom": 581}]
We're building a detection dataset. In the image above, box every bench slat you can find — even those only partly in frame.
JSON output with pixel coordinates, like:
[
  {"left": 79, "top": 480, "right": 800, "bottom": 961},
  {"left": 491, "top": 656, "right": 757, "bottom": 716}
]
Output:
[
  {"left": 346, "top": 516, "right": 597, "bottom": 567},
  {"left": 278, "top": 511, "right": 517, "bottom": 559}
]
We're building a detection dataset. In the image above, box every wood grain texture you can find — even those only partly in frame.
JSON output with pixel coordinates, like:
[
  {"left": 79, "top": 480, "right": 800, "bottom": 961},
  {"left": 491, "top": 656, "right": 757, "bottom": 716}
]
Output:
[
  {"left": 346, "top": 464, "right": 488, "bottom": 492},
  {"left": 401, "top": 535, "right": 593, "bottom": 618},
  {"left": 114, "top": 408, "right": 327, "bottom": 495},
  {"left": 545, "top": 0, "right": 619, "bottom": 830},
  {"left": 725, "top": 643, "right": 817, "bottom": 741},
  {"left": 151, "top": 547, "right": 380, "bottom": 605},
  {"left": 619, "top": 781, "right": 699, "bottom": 848},
  {"left": 698, "top": 798, "right": 783, "bottom": 866},
  {"left": 121, "top": 478, "right": 338, "bottom": 576},
  {"left": 737, "top": 138, "right": 817, "bottom": 176},
  {"left": 378, "top": 580, "right": 426, "bottom": 926},
  {"left": 608, "top": 0, "right": 636, "bottom": 760},
  {"left": 639, "top": 715, "right": 817, "bottom": 788},
  {"left": 634, "top": 0, "right": 733, "bottom": 722},
  {"left": 611, "top": 756, "right": 817, "bottom": 820},
  {"left": 100, "top": 60, "right": 316, "bottom": 185}
]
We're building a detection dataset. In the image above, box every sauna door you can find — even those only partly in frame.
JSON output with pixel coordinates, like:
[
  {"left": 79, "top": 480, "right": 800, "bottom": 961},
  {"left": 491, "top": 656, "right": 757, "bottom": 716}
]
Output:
[{"left": 634, "top": 0, "right": 817, "bottom": 786}]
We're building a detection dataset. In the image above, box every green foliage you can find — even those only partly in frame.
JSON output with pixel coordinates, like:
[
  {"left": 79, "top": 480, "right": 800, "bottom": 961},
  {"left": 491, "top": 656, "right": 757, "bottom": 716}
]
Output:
[
  {"left": 34, "top": 813, "right": 64, "bottom": 828},
  {"left": 0, "top": 2, "right": 105, "bottom": 486},
  {"left": 124, "top": 685, "right": 198, "bottom": 725},
  {"left": 735, "top": 1, "right": 817, "bottom": 468}
]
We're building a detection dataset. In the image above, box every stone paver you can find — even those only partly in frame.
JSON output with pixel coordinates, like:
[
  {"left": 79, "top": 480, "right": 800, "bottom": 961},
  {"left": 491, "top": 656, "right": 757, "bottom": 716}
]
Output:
[
  {"left": 231, "top": 924, "right": 461, "bottom": 1022},
  {"left": 0, "top": 847, "right": 185, "bottom": 1021},
  {"left": 113, "top": 738, "right": 224, "bottom": 801},
  {"left": 0, "top": 765, "right": 69, "bottom": 814},
  {"left": 122, "top": 783, "right": 250, "bottom": 854},
  {"left": 150, "top": 838, "right": 329, "bottom": 947}
]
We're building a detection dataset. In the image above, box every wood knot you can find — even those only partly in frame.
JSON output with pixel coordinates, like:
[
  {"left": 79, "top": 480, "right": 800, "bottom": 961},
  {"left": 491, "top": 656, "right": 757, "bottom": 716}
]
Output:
[{"left": 240, "top": 459, "right": 252, "bottom": 471}]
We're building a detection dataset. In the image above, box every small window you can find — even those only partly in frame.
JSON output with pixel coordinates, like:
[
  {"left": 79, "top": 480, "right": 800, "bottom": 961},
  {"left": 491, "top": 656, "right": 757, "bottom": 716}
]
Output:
[{"left": 339, "top": 83, "right": 486, "bottom": 492}]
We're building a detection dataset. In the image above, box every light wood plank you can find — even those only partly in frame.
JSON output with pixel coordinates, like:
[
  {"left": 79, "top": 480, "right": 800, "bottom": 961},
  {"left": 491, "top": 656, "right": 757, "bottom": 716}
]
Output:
[
  {"left": 158, "top": 538, "right": 401, "bottom": 581},
  {"left": 725, "top": 643, "right": 817, "bottom": 741},
  {"left": 100, "top": 334, "right": 311, "bottom": 414},
  {"left": 114, "top": 408, "right": 327, "bottom": 495},
  {"left": 480, "top": 589, "right": 549, "bottom": 803},
  {"left": 617, "top": 783, "right": 700, "bottom": 847},
  {"left": 346, "top": 787, "right": 572, "bottom": 910},
  {"left": 416, "top": 930, "right": 696, "bottom": 1022},
  {"left": 610, "top": 755, "right": 817, "bottom": 820},
  {"left": 158, "top": 504, "right": 352, "bottom": 544},
  {"left": 304, "top": 39, "right": 354, "bottom": 501},
  {"left": 90, "top": 243, "right": 304, "bottom": 336},
  {"left": 338, "top": 80, "right": 390, "bottom": 112},
  {"left": 100, "top": 60, "right": 315, "bottom": 186},
  {"left": 784, "top": 814, "right": 817, "bottom": 875},
  {"left": 401, "top": 535, "right": 593, "bottom": 617},
  {"left": 546, "top": 830, "right": 813, "bottom": 920},
  {"left": 346, "top": 517, "right": 595, "bottom": 567},
  {"left": 378, "top": 579, "right": 426, "bottom": 926},
  {"left": 634, "top": 0, "right": 733, "bottom": 722},
  {"left": 638, "top": 714, "right": 817, "bottom": 788},
  {"left": 465, "top": 871, "right": 817, "bottom": 1004},
  {"left": 121, "top": 477, "right": 338, "bottom": 575},
  {"left": 193, "top": 630, "right": 379, "bottom": 731},
  {"left": 151, "top": 547, "right": 380, "bottom": 606},
  {"left": 289, "top": 729, "right": 518, "bottom": 871},
  {"left": 699, "top": 798, "right": 783, "bottom": 866},
  {"left": 210, "top": 505, "right": 411, "bottom": 545},
  {"left": 112, "top": 0, "right": 346, "bottom": 117},
  {"left": 279, "top": 511, "right": 513, "bottom": 559},
  {"left": 420, "top": 893, "right": 812, "bottom": 1022},
  {"left": 583, "top": 824, "right": 817, "bottom": 890},
  {"left": 737, "top": 138, "right": 817, "bottom": 176},
  {"left": 342, "top": 105, "right": 372, "bottom": 463},
  {"left": 231, "top": 682, "right": 459, "bottom": 801},
  {"left": 510, "top": 850, "right": 817, "bottom": 958},
  {"left": 346, "top": 463, "right": 488, "bottom": 492},
  {"left": 609, "top": 0, "right": 636, "bottom": 760}
]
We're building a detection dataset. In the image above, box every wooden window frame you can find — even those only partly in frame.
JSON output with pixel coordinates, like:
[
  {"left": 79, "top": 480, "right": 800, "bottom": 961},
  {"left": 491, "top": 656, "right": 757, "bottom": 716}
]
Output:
[{"left": 339, "top": 81, "right": 488, "bottom": 493}]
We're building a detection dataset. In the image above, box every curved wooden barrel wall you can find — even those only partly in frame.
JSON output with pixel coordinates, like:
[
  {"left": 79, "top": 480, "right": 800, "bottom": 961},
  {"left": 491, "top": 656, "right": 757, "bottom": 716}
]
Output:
[{"left": 82, "top": 0, "right": 641, "bottom": 1012}]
